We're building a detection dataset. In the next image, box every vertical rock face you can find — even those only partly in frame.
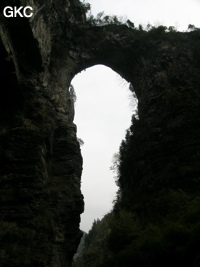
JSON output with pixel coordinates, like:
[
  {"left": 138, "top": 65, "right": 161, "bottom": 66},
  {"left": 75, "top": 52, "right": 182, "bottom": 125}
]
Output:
[
  {"left": 0, "top": 0, "right": 200, "bottom": 266},
  {"left": 0, "top": 1, "right": 85, "bottom": 266}
]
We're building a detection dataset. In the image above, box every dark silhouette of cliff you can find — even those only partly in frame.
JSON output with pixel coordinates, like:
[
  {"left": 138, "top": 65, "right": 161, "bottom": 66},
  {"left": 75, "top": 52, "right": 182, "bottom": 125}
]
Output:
[{"left": 0, "top": 0, "right": 200, "bottom": 266}]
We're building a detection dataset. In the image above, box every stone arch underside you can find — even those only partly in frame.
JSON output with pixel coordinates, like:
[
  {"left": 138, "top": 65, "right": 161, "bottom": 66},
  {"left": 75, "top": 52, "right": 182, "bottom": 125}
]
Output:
[{"left": 0, "top": 0, "right": 200, "bottom": 266}]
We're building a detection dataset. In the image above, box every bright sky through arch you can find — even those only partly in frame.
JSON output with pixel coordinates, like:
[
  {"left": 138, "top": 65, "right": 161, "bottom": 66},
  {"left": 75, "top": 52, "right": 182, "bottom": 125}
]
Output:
[{"left": 73, "top": 66, "right": 134, "bottom": 232}]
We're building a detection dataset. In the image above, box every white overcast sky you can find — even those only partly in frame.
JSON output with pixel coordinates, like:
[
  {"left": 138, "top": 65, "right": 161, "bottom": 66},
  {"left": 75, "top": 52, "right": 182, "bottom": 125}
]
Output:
[{"left": 73, "top": 0, "right": 200, "bottom": 233}]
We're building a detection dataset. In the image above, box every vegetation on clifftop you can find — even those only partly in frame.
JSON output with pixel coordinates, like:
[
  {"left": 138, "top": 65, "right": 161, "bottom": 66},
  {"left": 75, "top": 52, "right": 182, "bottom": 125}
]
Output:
[{"left": 80, "top": 0, "right": 200, "bottom": 33}]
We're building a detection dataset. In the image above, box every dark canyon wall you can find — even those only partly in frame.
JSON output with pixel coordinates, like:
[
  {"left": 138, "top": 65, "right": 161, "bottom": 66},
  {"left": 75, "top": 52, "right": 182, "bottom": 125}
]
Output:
[{"left": 0, "top": 0, "right": 200, "bottom": 266}]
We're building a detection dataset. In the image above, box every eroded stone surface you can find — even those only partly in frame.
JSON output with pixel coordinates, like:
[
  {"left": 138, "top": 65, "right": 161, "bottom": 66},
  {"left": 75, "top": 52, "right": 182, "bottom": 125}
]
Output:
[{"left": 0, "top": 0, "right": 200, "bottom": 266}]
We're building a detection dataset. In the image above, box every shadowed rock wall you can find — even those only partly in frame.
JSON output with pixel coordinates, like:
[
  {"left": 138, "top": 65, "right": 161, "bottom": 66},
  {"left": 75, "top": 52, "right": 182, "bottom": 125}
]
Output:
[{"left": 0, "top": 0, "right": 200, "bottom": 266}]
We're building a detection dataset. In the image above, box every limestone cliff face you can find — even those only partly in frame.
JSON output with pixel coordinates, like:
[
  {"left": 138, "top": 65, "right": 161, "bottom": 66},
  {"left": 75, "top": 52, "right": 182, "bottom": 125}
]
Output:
[
  {"left": 0, "top": 0, "right": 200, "bottom": 266},
  {"left": 0, "top": 1, "right": 85, "bottom": 266}
]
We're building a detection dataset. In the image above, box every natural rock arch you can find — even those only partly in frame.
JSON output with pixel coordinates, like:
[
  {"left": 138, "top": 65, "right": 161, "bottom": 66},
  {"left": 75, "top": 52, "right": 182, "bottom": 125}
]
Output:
[
  {"left": 0, "top": 0, "right": 200, "bottom": 266},
  {"left": 72, "top": 65, "right": 132, "bottom": 232}
]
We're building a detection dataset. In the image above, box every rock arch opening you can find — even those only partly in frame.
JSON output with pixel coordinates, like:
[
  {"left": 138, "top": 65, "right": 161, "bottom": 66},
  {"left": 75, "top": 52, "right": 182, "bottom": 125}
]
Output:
[{"left": 71, "top": 64, "right": 137, "bottom": 232}]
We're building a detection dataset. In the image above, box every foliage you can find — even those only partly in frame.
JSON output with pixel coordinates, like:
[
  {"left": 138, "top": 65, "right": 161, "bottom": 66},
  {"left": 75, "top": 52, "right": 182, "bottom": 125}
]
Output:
[
  {"left": 110, "top": 152, "right": 120, "bottom": 184},
  {"left": 77, "top": 137, "right": 84, "bottom": 146},
  {"left": 69, "top": 84, "right": 77, "bottom": 103},
  {"left": 80, "top": 0, "right": 182, "bottom": 35},
  {"left": 187, "top": 24, "right": 200, "bottom": 32},
  {"left": 87, "top": 11, "right": 124, "bottom": 27},
  {"left": 80, "top": 0, "right": 91, "bottom": 14},
  {"left": 80, "top": 1, "right": 134, "bottom": 28},
  {"left": 107, "top": 193, "right": 200, "bottom": 267},
  {"left": 84, "top": 218, "right": 101, "bottom": 246},
  {"left": 73, "top": 216, "right": 113, "bottom": 267},
  {"left": 167, "top": 26, "right": 176, "bottom": 32},
  {"left": 108, "top": 209, "right": 141, "bottom": 253},
  {"left": 75, "top": 191, "right": 200, "bottom": 266}
]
